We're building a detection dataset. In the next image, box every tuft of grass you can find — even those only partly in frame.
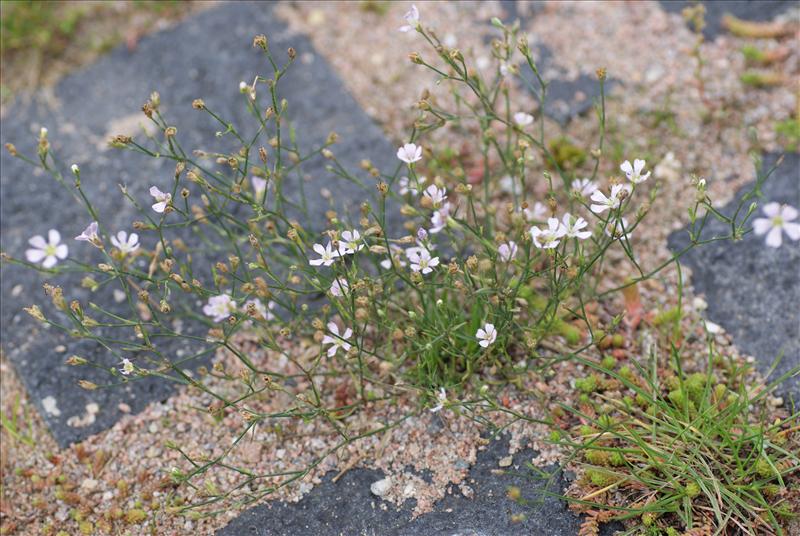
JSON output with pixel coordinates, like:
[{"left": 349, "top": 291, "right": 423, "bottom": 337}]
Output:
[
  {"left": 740, "top": 71, "right": 786, "bottom": 88},
  {"left": 557, "top": 345, "right": 799, "bottom": 534},
  {"left": 775, "top": 119, "right": 800, "bottom": 152},
  {"left": 0, "top": 394, "right": 36, "bottom": 447}
]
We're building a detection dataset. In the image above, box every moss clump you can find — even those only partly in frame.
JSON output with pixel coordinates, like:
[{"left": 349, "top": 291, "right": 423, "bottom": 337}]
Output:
[
  {"left": 575, "top": 375, "right": 598, "bottom": 394},
  {"left": 548, "top": 137, "right": 587, "bottom": 171},
  {"left": 125, "top": 509, "right": 148, "bottom": 524}
]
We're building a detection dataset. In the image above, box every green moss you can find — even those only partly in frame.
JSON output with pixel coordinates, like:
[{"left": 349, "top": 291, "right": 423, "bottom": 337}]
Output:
[
  {"left": 125, "top": 509, "right": 148, "bottom": 524},
  {"left": 547, "top": 137, "right": 587, "bottom": 171},
  {"left": 600, "top": 355, "right": 616, "bottom": 370},
  {"left": 776, "top": 118, "right": 800, "bottom": 151},
  {"left": 575, "top": 375, "right": 598, "bottom": 394}
]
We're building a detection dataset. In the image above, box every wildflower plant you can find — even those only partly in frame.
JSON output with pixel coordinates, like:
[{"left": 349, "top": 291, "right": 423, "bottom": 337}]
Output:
[{"left": 1, "top": 7, "right": 782, "bottom": 516}]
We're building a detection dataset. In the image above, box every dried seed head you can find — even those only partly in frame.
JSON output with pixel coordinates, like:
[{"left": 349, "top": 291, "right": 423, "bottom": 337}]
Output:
[
  {"left": 192, "top": 99, "right": 205, "bottom": 110},
  {"left": 253, "top": 34, "right": 267, "bottom": 49}
]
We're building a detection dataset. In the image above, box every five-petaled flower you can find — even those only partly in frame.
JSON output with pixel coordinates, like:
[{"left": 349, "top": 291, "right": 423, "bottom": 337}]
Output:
[
  {"left": 322, "top": 322, "right": 352, "bottom": 357},
  {"left": 330, "top": 278, "right": 349, "bottom": 297},
  {"left": 149, "top": 186, "right": 172, "bottom": 213},
  {"left": 476, "top": 323, "right": 497, "bottom": 348},
  {"left": 397, "top": 143, "right": 423, "bottom": 165},
  {"left": 561, "top": 213, "right": 593, "bottom": 240},
  {"left": 120, "top": 358, "right": 135, "bottom": 376},
  {"left": 408, "top": 247, "right": 439, "bottom": 274},
  {"left": 753, "top": 202, "right": 800, "bottom": 248},
  {"left": 203, "top": 294, "right": 237, "bottom": 323},
  {"left": 423, "top": 185, "right": 447, "bottom": 208},
  {"left": 620, "top": 159, "right": 650, "bottom": 184},
  {"left": 513, "top": 112, "right": 534, "bottom": 127},
  {"left": 572, "top": 178, "right": 598, "bottom": 197},
  {"left": 398, "top": 4, "right": 420, "bottom": 33},
  {"left": 530, "top": 218, "right": 566, "bottom": 249},
  {"left": 26, "top": 229, "right": 68, "bottom": 268},
  {"left": 75, "top": 221, "right": 101, "bottom": 248},
  {"left": 590, "top": 184, "right": 630, "bottom": 214},
  {"left": 338, "top": 230, "right": 365, "bottom": 256},
  {"left": 498, "top": 241, "right": 518, "bottom": 262},
  {"left": 399, "top": 175, "right": 426, "bottom": 196},
  {"left": 110, "top": 231, "right": 139, "bottom": 255},
  {"left": 309, "top": 241, "right": 339, "bottom": 266}
]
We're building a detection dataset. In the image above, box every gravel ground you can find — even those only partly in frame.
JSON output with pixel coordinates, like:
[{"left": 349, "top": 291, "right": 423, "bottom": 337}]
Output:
[{"left": 1, "top": 1, "right": 798, "bottom": 534}]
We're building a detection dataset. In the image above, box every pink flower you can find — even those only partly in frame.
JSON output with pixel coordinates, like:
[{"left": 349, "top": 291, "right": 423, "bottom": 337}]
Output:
[
  {"left": 149, "top": 186, "right": 171, "bottom": 213},
  {"left": 561, "top": 213, "right": 592, "bottom": 240},
  {"left": 203, "top": 294, "right": 237, "bottom": 323},
  {"left": 498, "top": 241, "right": 518, "bottom": 262},
  {"left": 620, "top": 159, "right": 650, "bottom": 184},
  {"left": 75, "top": 221, "right": 101, "bottom": 248},
  {"left": 398, "top": 4, "right": 420, "bottom": 32}
]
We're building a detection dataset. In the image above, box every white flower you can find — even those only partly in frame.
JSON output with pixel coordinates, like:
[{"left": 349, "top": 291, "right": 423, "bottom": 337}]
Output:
[
  {"left": 110, "top": 231, "right": 139, "bottom": 254},
  {"left": 71, "top": 164, "right": 80, "bottom": 174},
  {"left": 524, "top": 202, "right": 547, "bottom": 222},
  {"left": 620, "top": 159, "right": 650, "bottom": 184},
  {"left": 75, "top": 221, "right": 100, "bottom": 247},
  {"left": 309, "top": 241, "right": 339, "bottom": 266},
  {"left": 407, "top": 247, "right": 439, "bottom": 274},
  {"left": 423, "top": 185, "right": 447, "bottom": 208},
  {"left": 398, "top": 4, "right": 420, "bottom": 33},
  {"left": 397, "top": 143, "right": 422, "bottom": 164},
  {"left": 513, "top": 112, "right": 534, "bottom": 127},
  {"left": 149, "top": 186, "right": 172, "bottom": 213},
  {"left": 429, "top": 202, "right": 451, "bottom": 234},
  {"left": 120, "top": 358, "right": 135, "bottom": 376},
  {"left": 753, "top": 202, "right": 800, "bottom": 248},
  {"left": 26, "top": 229, "right": 68, "bottom": 268},
  {"left": 476, "top": 323, "right": 497, "bottom": 348},
  {"left": 338, "top": 230, "right": 365, "bottom": 256},
  {"left": 561, "top": 213, "right": 592, "bottom": 240},
  {"left": 322, "top": 322, "right": 352, "bottom": 357},
  {"left": 399, "top": 175, "right": 426, "bottom": 196},
  {"left": 572, "top": 178, "right": 598, "bottom": 197},
  {"left": 529, "top": 218, "right": 566, "bottom": 249},
  {"left": 251, "top": 176, "right": 268, "bottom": 201},
  {"left": 430, "top": 387, "right": 447, "bottom": 413},
  {"left": 590, "top": 184, "right": 630, "bottom": 214},
  {"left": 605, "top": 217, "right": 633, "bottom": 240},
  {"left": 239, "top": 80, "right": 256, "bottom": 100},
  {"left": 498, "top": 241, "right": 518, "bottom": 262},
  {"left": 203, "top": 294, "right": 237, "bottom": 323},
  {"left": 330, "top": 278, "right": 349, "bottom": 297},
  {"left": 40, "top": 127, "right": 48, "bottom": 138}
]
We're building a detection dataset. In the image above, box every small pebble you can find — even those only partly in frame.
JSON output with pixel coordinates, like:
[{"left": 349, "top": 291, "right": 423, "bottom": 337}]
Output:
[
  {"left": 498, "top": 455, "right": 513, "bottom": 467},
  {"left": 370, "top": 477, "right": 392, "bottom": 497}
]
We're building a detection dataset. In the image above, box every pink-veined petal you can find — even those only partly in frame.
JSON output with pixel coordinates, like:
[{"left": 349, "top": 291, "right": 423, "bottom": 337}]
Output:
[
  {"left": 48, "top": 229, "right": 61, "bottom": 245},
  {"left": 55, "top": 244, "right": 68, "bottom": 259},
  {"left": 42, "top": 255, "right": 58, "bottom": 268}
]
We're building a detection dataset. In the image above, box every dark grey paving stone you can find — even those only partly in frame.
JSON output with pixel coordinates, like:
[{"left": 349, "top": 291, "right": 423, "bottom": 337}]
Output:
[
  {"left": 659, "top": 0, "right": 795, "bottom": 41},
  {"left": 498, "top": 1, "right": 617, "bottom": 126},
  {"left": 217, "top": 436, "right": 621, "bottom": 536},
  {"left": 0, "top": 1, "right": 400, "bottom": 447},
  {"left": 668, "top": 153, "right": 800, "bottom": 397}
]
